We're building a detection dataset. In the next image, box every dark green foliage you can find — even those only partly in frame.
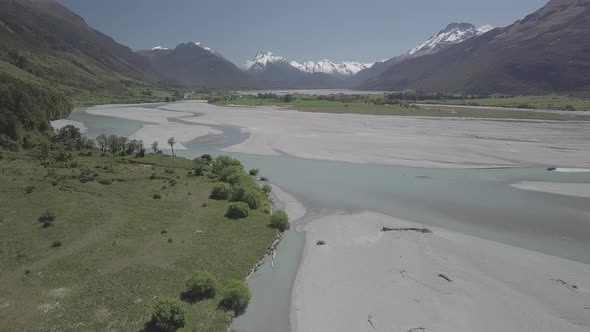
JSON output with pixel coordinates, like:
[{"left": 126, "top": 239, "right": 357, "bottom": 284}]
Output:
[
  {"left": 218, "top": 165, "right": 244, "bottom": 183},
  {"left": 270, "top": 210, "right": 290, "bottom": 232},
  {"left": 38, "top": 210, "right": 55, "bottom": 227},
  {"left": 153, "top": 193, "right": 162, "bottom": 200},
  {"left": 200, "top": 154, "right": 213, "bottom": 163},
  {"left": 51, "top": 240, "right": 62, "bottom": 248},
  {"left": 219, "top": 280, "right": 251, "bottom": 316},
  {"left": 212, "top": 156, "right": 243, "bottom": 175},
  {"left": 564, "top": 104, "right": 576, "bottom": 111},
  {"left": 184, "top": 270, "right": 219, "bottom": 301},
  {"left": 226, "top": 202, "right": 249, "bottom": 219},
  {"left": 262, "top": 184, "right": 272, "bottom": 194},
  {"left": 210, "top": 183, "right": 231, "bottom": 200},
  {"left": 249, "top": 168, "right": 259, "bottom": 176},
  {"left": 149, "top": 298, "right": 187, "bottom": 332},
  {"left": 25, "top": 185, "right": 35, "bottom": 194},
  {"left": 53, "top": 125, "right": 83, "bottom": 150},
  {"left": 79, "top": 168, "right": 97, "bottom": 183},
  {"left": 98, "top": 179, "right": 112, "bottom": 185},
  {"left": 316, "top": 240, "right": 326, "bottom": 246},
  {"left": 260, "top": 176, "right": 269, "bottom": 182},
  {"left": 0, "top": 73, "right": 71, "bottom": 148}
]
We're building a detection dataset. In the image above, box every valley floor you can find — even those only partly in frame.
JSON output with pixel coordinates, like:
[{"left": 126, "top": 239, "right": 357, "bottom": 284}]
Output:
[{"left": 57, "top": 100, "right": 590, "bottom": 332}]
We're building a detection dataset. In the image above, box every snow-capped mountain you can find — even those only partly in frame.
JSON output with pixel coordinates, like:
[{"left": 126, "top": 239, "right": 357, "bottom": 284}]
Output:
[
  {"left": 244, "top": 52, "right": 373, "bottom": 77},
  {"left": 244, "top": 52, "right": 289, "bottom": 71},
  {"left": 406, "top": 23, "right": 493, "bottom": 57},
  {"left": 353, "top": 22, "right": 493, "bottom": 82},
  {"left": 244, "top": 52, "right": 373, "bottom": 88},
  {"left": 290, "top": 60, "right": 373, "bottom": 76}
]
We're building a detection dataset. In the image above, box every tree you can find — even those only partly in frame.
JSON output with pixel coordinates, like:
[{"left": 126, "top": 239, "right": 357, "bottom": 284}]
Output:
[
  {"left": 270, "top": 210, "right": 290, "bottom": 232},
  {"left": 107, "top": 135, "right": 119, "bottom": 155},
  {"left": 150, "top": 298, "right": 187, "bottom": 331},
  {"left": 185, "top": 270, "right": 219, "bottom": 301},
  {"left": 249, "top": 169, "right": 259, "bottom": 176},
  {"left": 168, "top": 137, "right": 176, "bottom": 157},
  {"left": 54, "top": 125, "right": 82, "bottom": 150},
  {"left": 220, "top": 280, "right": 251, "bottom": 315},
  {"left": 226, "top": 202, "right": 249, "bottom": 219},
  {"left": 151, "top": 141, "right": 160, "bottom": 153},
  {"left": 96, "top": 134, "right": 108, "bottom": 155}
]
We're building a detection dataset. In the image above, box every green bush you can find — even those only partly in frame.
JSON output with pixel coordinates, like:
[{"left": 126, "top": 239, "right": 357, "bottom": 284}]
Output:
[
  {"left": 25, "top": 185, "right": 35, "bottom": 194},
  {"left": 226, "top": 202, "right": 249, "bottom": 219},
  {"left": 212, "top": 156, "right": 243, "bottom": 175},
  {"left": 260, "top": 176, "right": 269, "bottom": 182},
  {"left": 38, "top": 210, "right": 55, "bottom": 223},
  {"left": 564, "top": 104, "right": 576, "bottom": 111},
  {"left": 249, "top": 168, "right": 259, "bottom": 176},
  {"left": 153, "top": 193, "right": 162, "bottom": 200},
  {"left": 219, "top": 165, "right": 244, "bottom": 183},
  {"left": 150, "top": 298, "right": 187, "bottom": 331},
  {"left": 51, "top": 240, "right": 62, "bottom": 248},
  {"left": 262, "top": 184, "right": 272, "bottom": 194},
  {"left": 270, "top": 210, "right": 290, "bottom": 232},
  {"left": 185, "top": 270, "right": 219, "bottom": 301},
  {"left": 210, "top": 183, "right": 231, "bottom": 200},
  {"left": 219, "top": 280, "right": 251, "bottom": 315},
  {"left": 98, "top": 179, "right": 112, "bottom": 185},
  {"left": 241, "top": 190, "right": 262, "bottom": 209},
  {"left": 316, "top": 240, "right": 326, "bottom": 246}
]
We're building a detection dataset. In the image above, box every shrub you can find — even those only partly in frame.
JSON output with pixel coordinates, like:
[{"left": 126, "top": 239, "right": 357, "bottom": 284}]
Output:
[
  {"left": 38, "top": 210, "right": 55, "bottom": 224},
  {"left": 316, "top": 240, "right": 326, "bottom": 246},
  {"left": 564, "top": 104, "right": 576, "bottom": 111},
  {"left": 262, "top": 184, "right": 272, "bottom": 194},
  {"left": 249, "top": 168, "right": 259, "bottom": 176},
  {"left": 219, "top": 165, "right": 244, "bottom": 183},
  {"left": 270, "top": 210, "right": 290, "bottom": 232},
  {"left": 240, "top": 190, "right": 262, "bottom": 210},
  {"left": 260, "top": 176, "right": 269, "bottom": 182},
  {"left": 226, "top": 202, "right": 249, "bottom": 219},
  {"left": 212, "top": 156, "right": 243, "bottom": 175},
  {"left": 150, "top": 298, "right": 187, "bottom": 331},
  {"left": 98, "top": 179, "right": 112, "bottom": 185},
  {"left": 219, "top": 280, "right": 251, "bottom": 315},
  {"left": 25, "top": 185, "right": 35, "bottom": 194},
  {"left": 51, "top": 240, "right": 62, "bottom": 248},
  {"left": 201, "top": 154, "right": 213, "bottom": 163},
  {"left": 210, "top": 183, "right": 231, "bottom": 200},
  {"left": 153, "top": 193, "right": 162, "bottom": 199},
  {"left": 185, "top": 270, "right": 219, "bottom": 301}
]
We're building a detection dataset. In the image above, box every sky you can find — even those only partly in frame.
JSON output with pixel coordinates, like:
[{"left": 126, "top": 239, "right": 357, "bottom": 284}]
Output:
[{"left": 58, "top": 0, "right": 548, "bottom": 66}]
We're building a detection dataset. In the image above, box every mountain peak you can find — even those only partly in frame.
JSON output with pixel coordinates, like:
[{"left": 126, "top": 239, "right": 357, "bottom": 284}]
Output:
[
  {"left": 406, "top": 22, "right": 493, "bottom": 56},
  {"left": 244, "top": 52, "right": 287, "bottom": 70}
]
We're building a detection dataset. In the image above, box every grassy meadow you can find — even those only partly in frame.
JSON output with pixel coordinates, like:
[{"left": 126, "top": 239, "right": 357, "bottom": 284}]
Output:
[
  {"left": 0, "top": 151, "right": 277, "bottom": 331},
  {"left": 420, "top": 95, "right": 590, "bottom": 111},
  {"left": 207, "top": 93, "right": 590, "bottom": 120}
]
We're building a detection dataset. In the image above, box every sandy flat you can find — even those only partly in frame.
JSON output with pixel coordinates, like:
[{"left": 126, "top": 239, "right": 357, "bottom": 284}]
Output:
[
  {"left": 162, "top": 101, "right": 590, "bottom": 169},
  {"left": 292, "top": 211, "right": 590, "bottom": 332},
  {"left": 51, "top": 119, "right": 87, "bottom": 133},
  {"left": 511, "top": 181, "right": 590, "bottom": 198}
]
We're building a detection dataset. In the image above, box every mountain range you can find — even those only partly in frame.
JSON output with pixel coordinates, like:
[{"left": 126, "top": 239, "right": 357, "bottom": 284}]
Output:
[
  {"left": 136, "top": 42, "right": 254, "bottom": 89},
  {"left": 353, "top": 23, "right": 493, "bottom": 83},
  {"left": 1, "top": 0, "right": 588, "bottom": 101},
  {"left": 361, "top": 0, "right": 590, "bottom": 94},
  {"left": 243, "top": 52, "right": 373, "bottom": 88}
]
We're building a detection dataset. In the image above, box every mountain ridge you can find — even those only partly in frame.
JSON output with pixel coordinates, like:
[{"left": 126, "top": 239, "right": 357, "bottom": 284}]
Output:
[{"left": 360, "top": 0, "right": 590, "bottom": 95}]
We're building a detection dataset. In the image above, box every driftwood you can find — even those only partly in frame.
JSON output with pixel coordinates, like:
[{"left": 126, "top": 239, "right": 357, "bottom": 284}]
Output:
[
  {"left": 382, "top": 227, "right": 431, "bottom": 234},
  {"left": 368, "top": 315, "right": 377, "bottom": 331},
  {"left": 437, "top": 273, "right": 453, "bottom": 283},
  {"left": 551, "top": 278, "right": 578, "bottom": 291}
]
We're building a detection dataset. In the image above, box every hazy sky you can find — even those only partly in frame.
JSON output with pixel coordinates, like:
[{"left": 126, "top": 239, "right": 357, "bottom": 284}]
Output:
[{"left": 58, "top": 0, "right": 548, "bottom": 65}]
